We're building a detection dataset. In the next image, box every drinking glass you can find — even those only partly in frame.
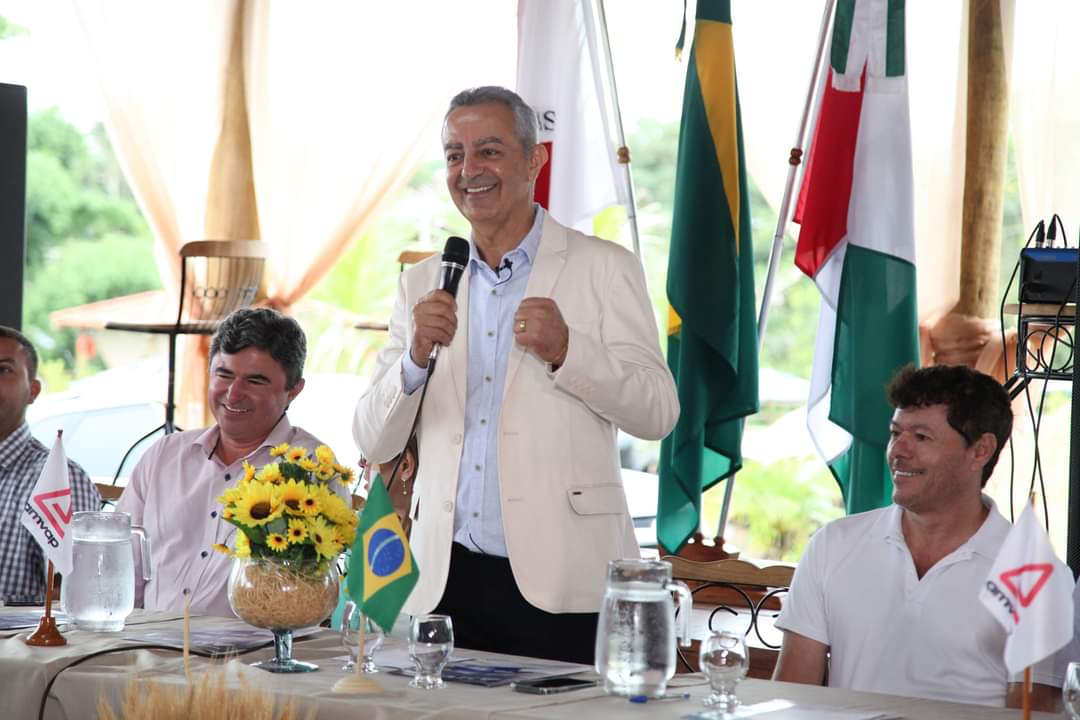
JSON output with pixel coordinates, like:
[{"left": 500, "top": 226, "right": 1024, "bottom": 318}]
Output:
[
  {"left": 409, "top": 614, "right": 453, "bottom": 689},
  {"left": 339, "top": 601, "right": 384, "bottom": 673},
  {"left": 699, "top": 630, "right": 748, "bottom": 712},
  {"left": 1065, "top": 661, "right": 1080, "bottom": 719}
]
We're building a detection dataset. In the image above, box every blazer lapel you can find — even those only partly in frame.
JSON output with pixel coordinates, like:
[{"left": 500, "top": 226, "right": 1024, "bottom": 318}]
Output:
[{"left": 503, "top": 215, "right": 568, "bottom": 392}]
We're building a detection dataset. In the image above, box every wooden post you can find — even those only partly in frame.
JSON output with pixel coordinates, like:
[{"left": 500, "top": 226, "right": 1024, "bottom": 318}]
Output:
[{"left": 955, "top": 0, "right": 1010, "bottom": 319}]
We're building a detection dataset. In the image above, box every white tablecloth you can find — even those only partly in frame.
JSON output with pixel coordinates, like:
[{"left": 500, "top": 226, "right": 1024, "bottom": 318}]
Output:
[{"left": 0, "top": 609, "right": 1064, "bottom": 720}]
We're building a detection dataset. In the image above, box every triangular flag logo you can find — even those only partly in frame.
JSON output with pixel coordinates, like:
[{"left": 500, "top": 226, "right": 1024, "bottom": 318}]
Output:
[
  {"left": 999, "top": 563, "right": 1054, "bottom": 608},
  {"left": 33, "top": 488, "right": 73, "bottom": 540}
]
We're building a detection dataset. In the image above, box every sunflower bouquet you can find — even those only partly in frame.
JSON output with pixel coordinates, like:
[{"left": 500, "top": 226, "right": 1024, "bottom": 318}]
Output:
[{"left": 214, "top": 443, "right": 357, "bottom": 577}]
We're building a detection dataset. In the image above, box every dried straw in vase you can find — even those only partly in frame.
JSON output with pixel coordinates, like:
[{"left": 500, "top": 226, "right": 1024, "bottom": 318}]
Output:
[{"left": 97, "top": 669, "right": 315, "bottom": 720}]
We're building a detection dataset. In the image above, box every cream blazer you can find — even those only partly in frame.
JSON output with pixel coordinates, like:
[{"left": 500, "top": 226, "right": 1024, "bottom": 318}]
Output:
[{"left": 353, "top": 215, "right": 679, "bottom": 614}]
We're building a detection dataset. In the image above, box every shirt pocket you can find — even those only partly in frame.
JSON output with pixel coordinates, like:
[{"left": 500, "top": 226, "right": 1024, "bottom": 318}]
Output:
[{"left": 567, "top": 483, "right": 627, "bottom": 516}]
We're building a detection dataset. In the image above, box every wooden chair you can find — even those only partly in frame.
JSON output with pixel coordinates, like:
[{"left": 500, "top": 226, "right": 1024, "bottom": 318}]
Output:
[
  {"left": 353, "top": 248, "right": 437, "bottom": 332},
  {"left": 106, "top": 240, "right": 266, "bottom": 435},
  {"left": 104, "top": 241, "right": 265, "bottom": 483},
  {"left": 665, "top": 556, "right": 795, "bottom": 680},
  {"left": 95, "top": 482, "right": 124, "bottom": 504}
]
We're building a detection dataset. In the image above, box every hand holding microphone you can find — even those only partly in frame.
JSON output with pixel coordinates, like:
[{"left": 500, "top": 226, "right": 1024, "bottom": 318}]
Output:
[{"left": 409, "top": 237, "right": 469, "bottom": 369}]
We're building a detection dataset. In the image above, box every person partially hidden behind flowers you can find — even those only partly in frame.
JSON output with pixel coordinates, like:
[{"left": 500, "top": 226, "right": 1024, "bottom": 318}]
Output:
[
  {"left": 116, "top": 308, "right": 350, "bottom": 615},
  {"left": 361, "top": 433, "right": 418, "bottom": 537}
]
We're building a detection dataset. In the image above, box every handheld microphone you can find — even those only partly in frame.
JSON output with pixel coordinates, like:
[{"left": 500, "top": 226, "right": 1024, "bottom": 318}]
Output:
[
  {"left": 429, "top": 236, "right": 470, "bottom": 364},
  {"left": 387, "top": 236, "right": 468, "bottom": 497}
]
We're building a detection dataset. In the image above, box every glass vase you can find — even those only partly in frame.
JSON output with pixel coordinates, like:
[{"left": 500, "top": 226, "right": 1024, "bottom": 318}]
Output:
[{"left": 227, "top": 556, "right": 339, "bottom": 673}]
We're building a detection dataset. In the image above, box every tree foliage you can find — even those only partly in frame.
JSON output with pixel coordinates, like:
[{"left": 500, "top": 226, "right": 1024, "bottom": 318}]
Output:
[{"left": 22, "top": 108, "right": 157, "bottom": 366}]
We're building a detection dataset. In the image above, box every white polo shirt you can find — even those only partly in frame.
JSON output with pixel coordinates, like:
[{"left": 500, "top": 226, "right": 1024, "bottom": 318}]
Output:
[{"left": 776, "top": 496, "right": 1056, "bottom": 706}]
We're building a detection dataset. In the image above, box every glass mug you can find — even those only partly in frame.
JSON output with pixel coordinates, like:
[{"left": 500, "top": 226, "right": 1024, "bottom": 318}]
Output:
[
  {"left": 1065, "top": 661, "right": 1080, "bottom": 719},
  {"left": 62, "top": 511, "right": 151, "bottom": 631}
]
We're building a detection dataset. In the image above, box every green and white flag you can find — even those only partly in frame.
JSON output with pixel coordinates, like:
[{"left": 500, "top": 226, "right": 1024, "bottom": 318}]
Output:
[{"left": 794, "top": 0, "right": 919, "bottom": 514}]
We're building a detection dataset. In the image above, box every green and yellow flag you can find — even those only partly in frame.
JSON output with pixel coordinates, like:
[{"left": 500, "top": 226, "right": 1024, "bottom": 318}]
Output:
[
  {"left": 346, "top": 474, "right": 418, "bottom": 632},
  {"left": 657, "top": 0, "right": 758, "bottom": 553}
]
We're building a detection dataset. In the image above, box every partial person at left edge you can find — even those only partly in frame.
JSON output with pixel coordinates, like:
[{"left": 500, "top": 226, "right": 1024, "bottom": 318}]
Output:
[
  {"left": 116, "top": 307, "right": 346, "bottom": 616},
  {"left": 0, "top": 326, "right": 101, "bottom": 605}
]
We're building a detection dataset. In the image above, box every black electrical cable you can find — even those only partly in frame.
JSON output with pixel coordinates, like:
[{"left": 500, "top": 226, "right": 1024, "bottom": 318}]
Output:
[
  {"left": 1000, "top": 222, "right": 1044, "bottom": 521},
  {"left": 36, "top": 638, "right": 274, "bottom": 720}
]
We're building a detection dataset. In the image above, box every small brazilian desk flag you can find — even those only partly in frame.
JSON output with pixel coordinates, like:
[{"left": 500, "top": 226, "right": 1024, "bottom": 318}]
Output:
[{"left": 347, "top": 474, "right": 419, "bottom": 633}]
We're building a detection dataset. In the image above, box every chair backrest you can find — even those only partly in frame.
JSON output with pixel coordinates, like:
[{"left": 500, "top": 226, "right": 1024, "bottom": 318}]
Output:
[
  {"left": 95, "top": 482, "right": 124, "bottom": 503},
  {"left": 176, "top": 240, "right": 266, "bottom": 330},
  {"left": 665, "top": 556, "right": 795, "bottom": 679}
]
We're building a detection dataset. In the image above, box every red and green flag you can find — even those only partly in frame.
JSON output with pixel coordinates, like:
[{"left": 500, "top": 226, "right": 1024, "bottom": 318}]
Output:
[
  {"left": 794, "top": 0, "right": 919, "bottom": 514},
  {"left": 658, "top": 0, "right": 758, "bottom": 553},
  {"left": 346, "top": 474, "right": 418, "bottom": 633}
]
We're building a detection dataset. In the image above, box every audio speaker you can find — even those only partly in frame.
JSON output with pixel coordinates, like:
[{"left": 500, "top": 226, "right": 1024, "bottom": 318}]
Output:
[{"left": 0, "top": 84, "right": 27, "bottom": 329}]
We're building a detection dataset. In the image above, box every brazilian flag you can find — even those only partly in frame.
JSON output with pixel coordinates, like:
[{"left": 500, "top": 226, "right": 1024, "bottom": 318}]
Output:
[
  {"left": 657, "top": 0, "right": 759, "bottom": 553},
  {"left": 346, "top": 474, "right": 419, "bottom": 632}
]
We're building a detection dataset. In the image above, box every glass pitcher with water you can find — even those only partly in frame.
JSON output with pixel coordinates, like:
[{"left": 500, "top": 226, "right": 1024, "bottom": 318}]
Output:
[
  {"left": 62, "top": 511, "right": 151, "bottom": 631},
  {"left": 594, "top": 558, "right": 692, "bottom": 698}
]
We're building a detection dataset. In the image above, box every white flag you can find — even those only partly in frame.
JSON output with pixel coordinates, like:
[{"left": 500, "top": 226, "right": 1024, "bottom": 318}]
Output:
[
  {"left": 516, "top": 0, "right": 628, "bottom": 233},
  {"left": 20, "top": 434, "right": 75, "bottom": 576},
  {"left": 980, "top": 503, "right": 1074, "bottom": 674}
]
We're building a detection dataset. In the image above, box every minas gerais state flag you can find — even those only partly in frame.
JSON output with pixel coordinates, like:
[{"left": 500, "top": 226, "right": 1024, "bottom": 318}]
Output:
[
  {"left": 347, "top": 474, "right": 418, "bottom": 633},
  {"left": 794, "top": 0, "right": 919, "bottom": 514},
  {"left": 658, "top": 0, "right": 759, "bottom": 553}
]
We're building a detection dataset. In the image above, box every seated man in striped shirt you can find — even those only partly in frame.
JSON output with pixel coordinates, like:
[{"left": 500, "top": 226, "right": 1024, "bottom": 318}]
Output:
[{"left": 0, "top": 326, "right": 100, "bottom": 604}]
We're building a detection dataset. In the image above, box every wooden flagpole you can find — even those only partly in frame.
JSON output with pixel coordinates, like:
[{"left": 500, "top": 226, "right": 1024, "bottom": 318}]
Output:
[
  {"left": 24, "top": 560, "right": 66, "bottom": 646},
  {"left": 332, "top": 609, "right": 382, "bottom": 694},
  {"left": 715, "top": 0, "right": 837, "bottom": 544}
]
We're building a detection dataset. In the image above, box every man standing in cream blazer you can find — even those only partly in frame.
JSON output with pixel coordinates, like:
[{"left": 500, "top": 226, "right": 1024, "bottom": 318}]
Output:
[{"left": 354, "top": 86, "right": 678, "bottom": 663}]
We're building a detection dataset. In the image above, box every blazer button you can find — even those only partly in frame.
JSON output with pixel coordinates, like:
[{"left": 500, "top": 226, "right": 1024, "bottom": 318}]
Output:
[
  {"left": 452, "top": 433, "right": 463, "bottom": 444},
  {"left": 443, "top": 500, "right": 454, "bottom": 513}
]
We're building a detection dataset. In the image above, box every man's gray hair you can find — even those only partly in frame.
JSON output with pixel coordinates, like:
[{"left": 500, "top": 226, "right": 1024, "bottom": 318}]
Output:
[
  {"left": 209, "top": 308, "right": 306, "bottom": 390},
  {"left": 445, "top": 86, "right": 538, "bottom": 152}
]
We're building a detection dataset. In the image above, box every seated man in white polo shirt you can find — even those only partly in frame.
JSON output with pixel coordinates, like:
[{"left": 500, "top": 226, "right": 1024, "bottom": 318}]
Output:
[{"left": 773, "top": 364, "right": 1059, "bottom": 710}]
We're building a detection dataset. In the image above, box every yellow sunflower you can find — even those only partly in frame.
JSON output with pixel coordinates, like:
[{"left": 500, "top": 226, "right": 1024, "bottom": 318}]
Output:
[
  {"left": 222, "top": 507, "right": 236, "bottom": 521},
  {"left": 315, "top": 464, "right": 334, "bottom": 482},
  {"left": 336, "top": 466, "right": 355, "bottom": 486},
  {"left": 218, "top": 486, "right": 244, "bottom": 505},
  {"left": 334, "top": 523, "right": 356, "bottom": 547},
  {"left": 315, "top": 445, "right": 335, "bottom": 464},
  {"left": 309, "top": 518, "right": 341, "bottom": 559},
  {"left": 241, "top": 460, "right": 256, "bottom": 482},
  {"left": 287, "top": 518, "right": 308, "bottom": 544},
  {"left": 267, "top": 533, "right": 289, "bottom": 552},
  {"left": 212, "top": 543, "right": 232, "bottom": 556},
  {"left": 300, "top": 487, "right": 322, "bottom": 516},
  {"left": 235, "top": 532, "right": 251, "bottom": 558},
  {"left": 286, "top": 446, "right": 309, "bottom": 463},
  {"left": 270, "top": 442, "right": 290, "bottom": 458},
  {"left": 234, "top": 483, "right": 283, "bottom": 526},
  {"left": 298, "top": 458, "right": 318, "bottom": 472},
  {"left": 255, "top": 462, "right": 283, "bottom": 485},
  {"left": 278, "top": 479, "right": 308, "bottom": 516},
  {"left": 321, "top": 493, "right": 354, "bottom": 526}
]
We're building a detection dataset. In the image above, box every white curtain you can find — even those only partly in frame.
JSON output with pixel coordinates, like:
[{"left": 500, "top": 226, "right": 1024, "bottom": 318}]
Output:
[{"left": 1010, "top": 0, "right": 1080, "bottom": 238}]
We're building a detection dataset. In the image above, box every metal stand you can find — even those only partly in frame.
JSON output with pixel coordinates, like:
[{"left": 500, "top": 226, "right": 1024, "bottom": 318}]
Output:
[{"left": 1003, "top": 300, "right": 1080, "bottom": 577}]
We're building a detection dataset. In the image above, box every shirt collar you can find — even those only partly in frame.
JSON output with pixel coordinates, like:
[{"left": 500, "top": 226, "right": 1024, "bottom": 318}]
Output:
[
  {"left": 468, "top": 204, "right": 545, "bottom": 272},
  {"left": 193, "top": 414, "right": 295, "bottom": 463},
  {"left": 883, "top": 494, "right": 1005, "bottom": 558},
  {"left": 0, "top": 423, "right": 32, "bottom": 470}
]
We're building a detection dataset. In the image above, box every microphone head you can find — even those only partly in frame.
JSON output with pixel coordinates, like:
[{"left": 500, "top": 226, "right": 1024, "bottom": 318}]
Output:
[{"left": 442, "top": 236, "right": 470, "bottom": 267}]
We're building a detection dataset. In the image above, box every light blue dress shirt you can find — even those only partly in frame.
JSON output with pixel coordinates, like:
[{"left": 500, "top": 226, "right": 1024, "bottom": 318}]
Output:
[{"left": 401, "top": 206, "right": 546, "bottom": 556}]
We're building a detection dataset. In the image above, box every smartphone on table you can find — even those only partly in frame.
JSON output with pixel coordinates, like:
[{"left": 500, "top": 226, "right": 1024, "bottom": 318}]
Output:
[{"left": 510, "top": 676, "right": 599, "bottom": 694}]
